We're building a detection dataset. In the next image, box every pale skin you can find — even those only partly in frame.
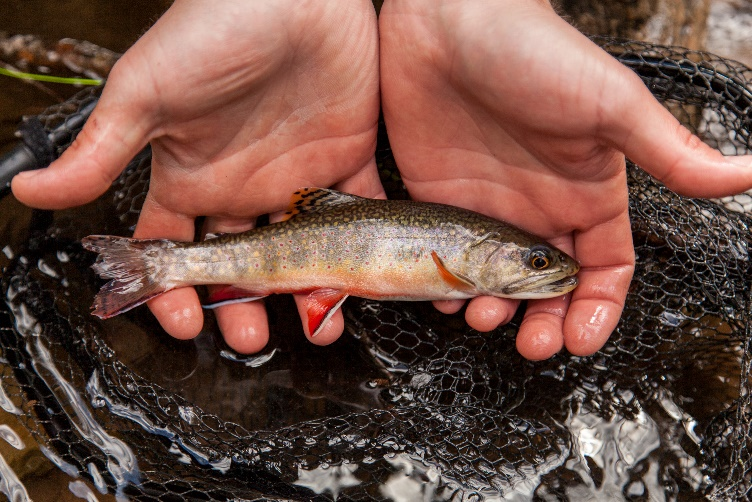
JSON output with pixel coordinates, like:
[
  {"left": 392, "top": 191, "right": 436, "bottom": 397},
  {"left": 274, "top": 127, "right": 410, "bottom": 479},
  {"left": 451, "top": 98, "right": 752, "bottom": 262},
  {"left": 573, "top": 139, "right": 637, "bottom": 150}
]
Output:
[{"left": 11, "top": 0, "right": 752, "bottom": 360}]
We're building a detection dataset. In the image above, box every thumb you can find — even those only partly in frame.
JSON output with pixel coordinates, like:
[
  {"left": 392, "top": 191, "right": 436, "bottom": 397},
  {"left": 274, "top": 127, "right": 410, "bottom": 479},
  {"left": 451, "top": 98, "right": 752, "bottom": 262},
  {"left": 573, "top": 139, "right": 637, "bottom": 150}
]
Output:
[
  {"left": 608, "top": 71, "right": 752, "bottom": 198},
  {"left": 11, "top": 70, "right": 154, "bottom": 209}
]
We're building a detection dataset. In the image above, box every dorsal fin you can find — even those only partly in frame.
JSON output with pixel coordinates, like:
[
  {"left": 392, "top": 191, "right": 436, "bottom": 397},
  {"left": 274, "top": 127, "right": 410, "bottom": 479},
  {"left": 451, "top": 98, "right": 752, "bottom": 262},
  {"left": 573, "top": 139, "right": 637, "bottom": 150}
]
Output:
[{"left": 282, "top": 188, "right": 363, "bottom": 221}]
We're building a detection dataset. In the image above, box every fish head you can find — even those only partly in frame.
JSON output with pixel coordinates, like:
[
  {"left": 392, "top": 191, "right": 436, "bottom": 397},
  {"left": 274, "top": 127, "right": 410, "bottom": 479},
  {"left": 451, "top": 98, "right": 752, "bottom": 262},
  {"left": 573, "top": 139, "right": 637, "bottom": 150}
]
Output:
[{"left": 467, "top": 240, "right": 580, "bottom": 299}]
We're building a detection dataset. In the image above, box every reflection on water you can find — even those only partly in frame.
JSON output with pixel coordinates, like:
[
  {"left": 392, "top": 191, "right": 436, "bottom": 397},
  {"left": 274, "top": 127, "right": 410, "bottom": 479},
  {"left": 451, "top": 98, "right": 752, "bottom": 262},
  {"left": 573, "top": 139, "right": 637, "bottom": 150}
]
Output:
[
  {"left": 1, "top": 3, "right": 167, "bottom": 500},
  {"left": 0, "top": 428, "right": 30, "bottom": 502}
]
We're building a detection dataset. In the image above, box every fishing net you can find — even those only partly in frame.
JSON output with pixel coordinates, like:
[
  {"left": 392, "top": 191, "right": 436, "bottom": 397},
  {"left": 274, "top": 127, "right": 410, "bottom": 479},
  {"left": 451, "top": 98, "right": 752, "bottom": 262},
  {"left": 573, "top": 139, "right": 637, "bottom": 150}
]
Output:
[{"left": 1, "top": 37, "right": 752, "bottom": 500}]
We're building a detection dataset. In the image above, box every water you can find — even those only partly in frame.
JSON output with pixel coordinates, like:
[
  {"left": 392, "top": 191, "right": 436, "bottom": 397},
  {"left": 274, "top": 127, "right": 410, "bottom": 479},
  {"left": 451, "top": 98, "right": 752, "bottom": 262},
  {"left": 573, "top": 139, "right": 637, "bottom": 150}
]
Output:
[{"left": 1, "top": 4, "right": 168, "bottom": 500}]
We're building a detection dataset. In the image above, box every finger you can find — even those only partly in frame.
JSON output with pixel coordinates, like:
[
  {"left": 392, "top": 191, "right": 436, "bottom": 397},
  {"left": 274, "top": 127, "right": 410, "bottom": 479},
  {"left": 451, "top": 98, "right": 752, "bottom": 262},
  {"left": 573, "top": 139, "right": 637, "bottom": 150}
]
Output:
[
  {"left": 433, "top": 299, "right": 465, "bottom": 314},
  {"left": 134, "top": 195, "right": 204, "bottom": 340},
  {"left": 515, "top": 294, "right": 571, "bottom": 361},
  {"left": 562, "top": 211, "right": 634, "bottom": 356},
  {"left": 294, "top": 294, "right": 345, "bottom": 346},
  {"left": 465, "top": 296, "right": 520, "bottom": 332},
  {"left": 605, "top": 67, "right": 752, "bottom": 197},
  {"left": 562, "top": 268, "right": 632, "bottom": 356},
  {"left": 11, "top": 61, "right": 154, "bottom": 209},
  {"left": 146, "top": 289, "right": 205, "bottom": 341},
  {"left": 515, "top": 235, "right": 577, "bottom": 360},
  {"left": 204, "top": 216, "right": 271, "bottom": 354},
  {"left": 333, "top": 158, "right": 387, "bottom": 199}
]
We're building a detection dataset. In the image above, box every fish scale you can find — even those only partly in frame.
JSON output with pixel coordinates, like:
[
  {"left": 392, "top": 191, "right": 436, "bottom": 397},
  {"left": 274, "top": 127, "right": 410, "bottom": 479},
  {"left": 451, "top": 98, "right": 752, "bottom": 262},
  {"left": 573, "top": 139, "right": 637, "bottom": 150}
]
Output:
[{"left": 82, "top": 188, "right": 579, "bottom": 336}]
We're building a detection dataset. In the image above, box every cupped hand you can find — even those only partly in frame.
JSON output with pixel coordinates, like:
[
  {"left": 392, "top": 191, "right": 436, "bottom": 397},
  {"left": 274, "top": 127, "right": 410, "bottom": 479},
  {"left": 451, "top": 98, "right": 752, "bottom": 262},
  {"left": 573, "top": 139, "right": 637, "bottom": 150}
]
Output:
[
  {"left": 12, "top": 0, "right": 382, "bottom": 353},
  {"left": 380, "top": 0, "right": 752, "bottom": 360}
]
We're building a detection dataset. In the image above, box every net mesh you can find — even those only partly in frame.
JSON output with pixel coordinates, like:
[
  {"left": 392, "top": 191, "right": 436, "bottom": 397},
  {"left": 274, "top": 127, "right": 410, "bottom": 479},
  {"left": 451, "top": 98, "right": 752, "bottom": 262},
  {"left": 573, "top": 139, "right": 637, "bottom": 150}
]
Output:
[{"left": 1, "top": 38, "right": 752, "bottom": 500}]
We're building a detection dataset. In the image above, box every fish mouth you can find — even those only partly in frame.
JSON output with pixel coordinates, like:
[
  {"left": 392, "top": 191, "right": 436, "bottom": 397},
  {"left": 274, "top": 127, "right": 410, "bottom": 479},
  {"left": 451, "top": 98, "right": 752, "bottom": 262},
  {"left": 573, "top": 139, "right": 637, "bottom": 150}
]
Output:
[{"left": 502, "top": 273, "right": 579, "bottom": 299}]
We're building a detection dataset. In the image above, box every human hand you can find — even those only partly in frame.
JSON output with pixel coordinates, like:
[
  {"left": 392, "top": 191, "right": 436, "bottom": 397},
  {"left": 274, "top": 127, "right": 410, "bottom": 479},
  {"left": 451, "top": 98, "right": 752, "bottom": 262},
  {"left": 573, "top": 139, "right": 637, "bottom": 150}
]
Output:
[
  {"left": 11, "top": 0, "right": 381, "bottom": 353},
  {"left": 379, "top": 0, "right": 752, "bottom": 360}
]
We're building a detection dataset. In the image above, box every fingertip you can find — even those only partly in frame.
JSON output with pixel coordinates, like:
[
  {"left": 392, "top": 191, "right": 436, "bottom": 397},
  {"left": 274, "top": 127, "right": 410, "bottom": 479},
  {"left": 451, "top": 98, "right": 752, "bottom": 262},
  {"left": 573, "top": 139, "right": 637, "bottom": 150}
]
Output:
[
  {"left": 433, "top": 299, "right": 465, "bottom": 315},
  {"left": 515, "top": 323, "right": 564, "bottom": 361},
  {"left": 514, "top": 295, "right": 571, "bottom": 360},
  {"left": 215, "top": 301, "right": 270, "bottom": 354},
  {"left": 306, "top": 310, "right": 345, "bottom": 346},
  {"left": 563, "top": 299, "right": 621, "bottom": 356},
  {"left": 10, "top": 170, "right": 43, "bottom": 206},
  {"left": 148, "top": 288, "right": 204, "bottom": 340},
  {"left": 465, "top": 296, "right": 519, "bottom": 332}
]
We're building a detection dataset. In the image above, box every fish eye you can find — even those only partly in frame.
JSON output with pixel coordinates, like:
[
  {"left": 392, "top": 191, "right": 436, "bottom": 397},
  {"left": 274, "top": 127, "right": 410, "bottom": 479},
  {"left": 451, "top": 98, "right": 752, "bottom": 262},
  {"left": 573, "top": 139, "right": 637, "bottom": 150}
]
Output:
[{"left": 528, "top": 247, "right": 552, "bottom": 270}]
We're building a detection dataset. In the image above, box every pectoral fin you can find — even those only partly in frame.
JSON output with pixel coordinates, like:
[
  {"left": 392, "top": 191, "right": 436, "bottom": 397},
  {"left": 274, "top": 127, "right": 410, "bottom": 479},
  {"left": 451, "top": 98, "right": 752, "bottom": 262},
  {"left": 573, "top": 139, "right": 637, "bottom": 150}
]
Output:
[
  {"left": 305, "top": 288, "right": 349, "bottom": 337},
  {"left": 431, "top": 251, "right": 476, "bottom": 291},
  {"left": 203, "top": 286, "right": 268, "bottom": 309}
]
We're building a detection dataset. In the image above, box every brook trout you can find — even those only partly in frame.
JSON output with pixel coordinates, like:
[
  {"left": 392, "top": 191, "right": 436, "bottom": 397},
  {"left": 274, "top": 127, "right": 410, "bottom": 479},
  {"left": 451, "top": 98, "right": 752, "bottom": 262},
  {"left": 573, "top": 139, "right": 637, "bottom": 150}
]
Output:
[{"left": 83, "top": 188, "right": 579, "bottom": 335}]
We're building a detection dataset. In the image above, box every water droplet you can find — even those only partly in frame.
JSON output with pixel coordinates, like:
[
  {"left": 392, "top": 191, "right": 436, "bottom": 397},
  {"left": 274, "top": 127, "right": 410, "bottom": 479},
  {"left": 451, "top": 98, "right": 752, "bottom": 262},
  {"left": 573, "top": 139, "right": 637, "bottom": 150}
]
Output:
[
  {"left": 178, "top": 406, "right": 198, "bottom": 425},
  {"left": 0, "top": 425, "right": 24, "bottom": 450},
  {"left": 37, "top": 259, "right": 59, "bottom": 279}
]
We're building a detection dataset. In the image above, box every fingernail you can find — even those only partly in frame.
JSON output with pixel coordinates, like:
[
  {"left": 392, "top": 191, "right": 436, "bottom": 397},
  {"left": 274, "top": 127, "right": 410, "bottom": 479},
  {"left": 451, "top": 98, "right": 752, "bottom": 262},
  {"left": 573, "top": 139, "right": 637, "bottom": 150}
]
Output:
[{"left": 13, "top": 169, "right": 40, "bottom": 181}]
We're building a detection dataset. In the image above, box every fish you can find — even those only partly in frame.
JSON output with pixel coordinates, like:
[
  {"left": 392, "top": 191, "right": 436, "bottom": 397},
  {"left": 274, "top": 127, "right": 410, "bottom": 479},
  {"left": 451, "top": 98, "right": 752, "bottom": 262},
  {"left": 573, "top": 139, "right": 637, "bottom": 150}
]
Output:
[{"left": 82, "top": 187, "right": 580, "bottom": 336}]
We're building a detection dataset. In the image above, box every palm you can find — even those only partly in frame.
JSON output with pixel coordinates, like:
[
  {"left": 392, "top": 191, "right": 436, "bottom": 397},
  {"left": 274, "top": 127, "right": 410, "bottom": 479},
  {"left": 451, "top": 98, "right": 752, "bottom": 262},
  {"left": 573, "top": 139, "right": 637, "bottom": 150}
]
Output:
[
  {"left": 13, "top": 0, "right": 381, "bottom": 352},
  {"left": 380, "top": 0, "right": 651, "bottom": 359},
  {"left": 126, "top": 0, "right": 381, "bottom": 219}
]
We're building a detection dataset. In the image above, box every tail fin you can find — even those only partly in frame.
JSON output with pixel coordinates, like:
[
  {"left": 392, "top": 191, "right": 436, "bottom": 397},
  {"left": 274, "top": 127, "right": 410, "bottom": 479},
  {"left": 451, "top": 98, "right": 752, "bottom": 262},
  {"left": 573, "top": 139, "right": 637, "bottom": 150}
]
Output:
[{"left": 82, "top": 235, "right": 175, "bottom": 318}]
